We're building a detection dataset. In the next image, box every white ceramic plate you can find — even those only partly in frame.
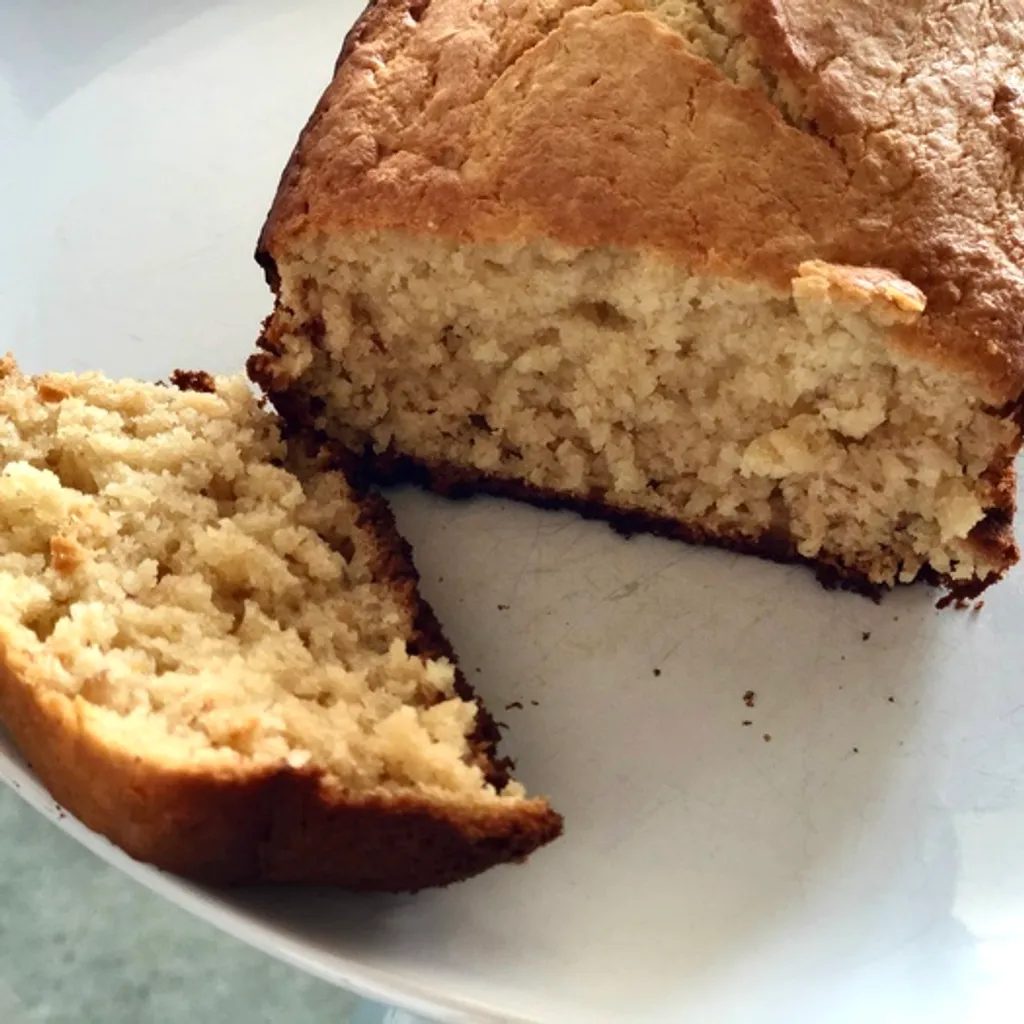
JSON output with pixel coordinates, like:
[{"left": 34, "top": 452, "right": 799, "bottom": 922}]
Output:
[{"left": 4, "top": 3, "right": 1024, "bottom": 1022}]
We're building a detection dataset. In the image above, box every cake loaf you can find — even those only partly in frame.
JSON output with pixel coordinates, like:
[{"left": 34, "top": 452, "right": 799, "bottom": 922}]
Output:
[
  {"left": 0, "top": 358, "right": 559, "bottom": 889},
  {"left": 251, "top": 0, "right": 1024, "bottom": 596}
]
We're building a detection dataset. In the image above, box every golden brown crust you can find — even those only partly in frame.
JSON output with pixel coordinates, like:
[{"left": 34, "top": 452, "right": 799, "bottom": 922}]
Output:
[
  {"left": 258, "top": 0, "right": 1024, "bottom": 402},
  {"left": 0, "top": 661, "right": 560, "bottom": 888},
  {"left": 740, "top": 0, "right": 1024, "bottom": 400}
]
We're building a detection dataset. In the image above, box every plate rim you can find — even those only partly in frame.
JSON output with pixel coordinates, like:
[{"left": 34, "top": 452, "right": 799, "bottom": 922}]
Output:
[{"left": 0, "top": 756, "right": 533, "bottom": 1024}]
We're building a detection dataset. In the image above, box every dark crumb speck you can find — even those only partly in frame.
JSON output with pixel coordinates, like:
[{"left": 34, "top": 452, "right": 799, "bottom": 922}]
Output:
[
  {"left": 762, "top": 733, "right": 772, "bottom": 743},
  {"left": 893, "top": 615, "right": 899, "bottom": 622},
  {"left": 169, "top": 369, "right": 216, "bottom": 394},
  {"left": 840, "top": 655, "right": 846, "bottom": 662},
  {"left": 853, "top": 747, "right": 859, "bottom": 754},
  {"left": 743, "top": 690, "right": 756, "bottom": 708},
  {"left": 474, "top": 667, "right": 481, "bottom": 674},
  {"left": 438, "top": 576, "right": 444, "bottom": 584},
  {"left": 861, "top": 631, "right": 871, "bottom": 641},
  {"left": 973, "top": 600, "right": 986, "bottom": 613},
  {"left": 653, "top": 668, "right": 662, "bottom": 677},
  {"left": 505, "top": 701, "right": 524, "bottom": 711},
  {"left": 887, "top": 696, "right": 895, "bottom": 703},
  {"left": 530, "top": 699, "right": 540, "bottom": 707},
  {"left": 497, "top": 604, "right": 510, "bottom": 611},
  {"left": 742, "top": 720, "right": 752, "bottom": 727}
]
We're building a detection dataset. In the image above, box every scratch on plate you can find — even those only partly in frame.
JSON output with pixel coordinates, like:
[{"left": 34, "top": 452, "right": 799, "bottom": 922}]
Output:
[{"left": 607, "top": 580, "right": 641, "bottom": 601}]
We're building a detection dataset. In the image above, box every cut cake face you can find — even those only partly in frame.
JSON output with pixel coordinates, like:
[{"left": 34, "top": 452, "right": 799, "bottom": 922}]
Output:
[
  {"left": 0, "top": 359, "right": 560, "bottom": 889},
  {"left": 251, "top": 0, "right": 1024, "bottom": 596}
]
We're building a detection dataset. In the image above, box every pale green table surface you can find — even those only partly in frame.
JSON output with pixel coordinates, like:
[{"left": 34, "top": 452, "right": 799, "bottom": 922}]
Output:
[{"left": 0, "top": 786, "right": 379, "bottom": 1023}]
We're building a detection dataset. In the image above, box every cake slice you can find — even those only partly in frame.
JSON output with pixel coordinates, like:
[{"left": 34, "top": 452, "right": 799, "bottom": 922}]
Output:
[
  {"left": 250, "top": 0, "right": 1024, "bottom": 597},
  {"left": 0, "top": 357, "right": 559, "bottom": 888}
]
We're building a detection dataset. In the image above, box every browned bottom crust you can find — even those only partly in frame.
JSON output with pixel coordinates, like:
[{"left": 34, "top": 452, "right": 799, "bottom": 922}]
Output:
[
  {"left": 342, "top": 441, "right": 914, "bottom": 601},
  {"left": 0, "top": 670, "right": 562, "bottom": 889},
  {"left": 0, "top": 375, "right": 562, "bottom": 891},
  {"left": 253, "top": 374, "right": 1015, "bottom": 602},
  {"left": 360, "top": 445, "right": 1018, "bottom": 602}
]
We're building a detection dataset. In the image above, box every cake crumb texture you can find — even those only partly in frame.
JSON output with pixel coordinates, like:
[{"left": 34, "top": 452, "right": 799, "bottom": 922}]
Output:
[
  {"left": 255, "top": 240, "right": 1019, "bottom": 590},
  {"left": 0, "top": 356, "right": 559, "bottom": 888}
]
